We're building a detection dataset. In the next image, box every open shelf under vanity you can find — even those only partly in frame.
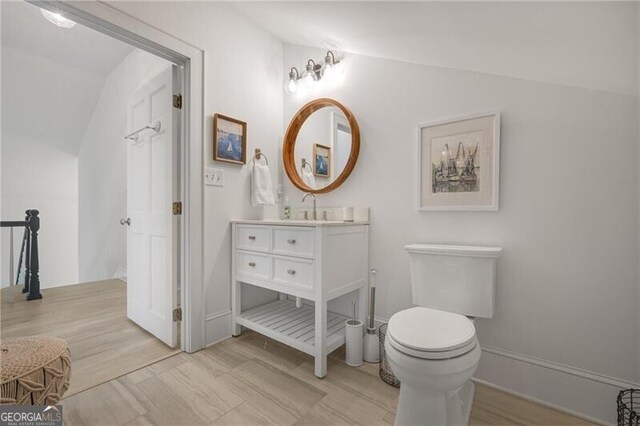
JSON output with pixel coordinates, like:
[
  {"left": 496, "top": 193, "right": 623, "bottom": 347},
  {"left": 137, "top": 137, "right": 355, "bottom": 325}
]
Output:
[{"left": 236, "top": 299, "right": 348, "bottom": 355}]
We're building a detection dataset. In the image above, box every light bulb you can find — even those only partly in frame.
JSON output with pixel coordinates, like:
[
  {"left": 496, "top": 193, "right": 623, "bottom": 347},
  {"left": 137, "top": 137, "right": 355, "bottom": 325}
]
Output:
[
  {"left": 321, "top": 62, "right": 335, "bottom": 82},
  {"left": 301, "top": 71, "right": 316, "bottom": 89},
  {"left": 332, "top": 61, "right": 345, "bottom": 83},
  {"left": 287, "top": 78, "right": 298, "bottom": 94},
  {"left": 41, "top": 9, "right": 76, "bottom": 29}
]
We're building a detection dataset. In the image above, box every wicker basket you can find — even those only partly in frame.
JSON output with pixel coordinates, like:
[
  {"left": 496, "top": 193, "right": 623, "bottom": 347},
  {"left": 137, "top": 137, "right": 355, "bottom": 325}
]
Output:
[
  {"left": 378, "top": 323, "right": 400, "bottom": 388},
  {"left": 618, "top": 389, "right": 640, "bottom": 426}
]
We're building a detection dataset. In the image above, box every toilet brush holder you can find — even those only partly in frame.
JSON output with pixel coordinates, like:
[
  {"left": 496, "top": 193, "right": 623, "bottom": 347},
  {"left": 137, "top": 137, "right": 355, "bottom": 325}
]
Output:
[
  {"left": 363, "top": 269, "right": 379, "bottom": 363},
  {"left": 345, "top": 319, "right": 364, "bottom": 367},
  {"left": 363, "top": 327, "right": 380, "bottom": 363}
]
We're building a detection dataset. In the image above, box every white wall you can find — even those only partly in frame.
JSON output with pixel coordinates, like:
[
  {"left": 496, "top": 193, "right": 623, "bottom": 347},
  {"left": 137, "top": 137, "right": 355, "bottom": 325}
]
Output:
[
  {"left": 1, "top": 132, "right": 79, "bottom": 289},
  {"left": 109, "top": 2, "right": 284, "bottom": 344},
  {"left": 284, "top": 44, "right": 638, "bottom": 424},
  {"left": 0, "top": 46, "right": 106, "bottom": 288},
  {"left": 78, "top": 49, "right": 170, "bottom": 283}
]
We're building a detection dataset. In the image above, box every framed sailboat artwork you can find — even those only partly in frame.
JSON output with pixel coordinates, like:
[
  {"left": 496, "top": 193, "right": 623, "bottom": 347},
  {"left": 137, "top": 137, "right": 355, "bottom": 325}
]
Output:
[
  {"left": 418, "top": 112, "right": 500, "bottom": 211},
  {"left": 214, "top": 113, "right": 247, "bottom": 165}
]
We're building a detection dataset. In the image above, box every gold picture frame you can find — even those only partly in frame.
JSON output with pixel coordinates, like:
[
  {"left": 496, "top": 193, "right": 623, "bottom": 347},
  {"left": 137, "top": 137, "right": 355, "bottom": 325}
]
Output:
[
  {"left": 213, "top": 113, "right": 247, "bottom": 165},
  {"left": 313, "top": 143, "right": 331, "bottom": 178}
]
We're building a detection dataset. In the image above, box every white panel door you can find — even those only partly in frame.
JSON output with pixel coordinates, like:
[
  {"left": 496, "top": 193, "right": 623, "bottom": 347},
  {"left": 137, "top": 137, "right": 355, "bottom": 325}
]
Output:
[{"left": 126, "top": 66, "right": 178, "bottom": 347}]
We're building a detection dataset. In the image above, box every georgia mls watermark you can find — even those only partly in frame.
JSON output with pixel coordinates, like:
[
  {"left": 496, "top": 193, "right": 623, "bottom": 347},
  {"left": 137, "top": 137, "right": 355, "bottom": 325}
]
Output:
[{"left": 0, "top": 405, "right": 62, "bottom": 426}]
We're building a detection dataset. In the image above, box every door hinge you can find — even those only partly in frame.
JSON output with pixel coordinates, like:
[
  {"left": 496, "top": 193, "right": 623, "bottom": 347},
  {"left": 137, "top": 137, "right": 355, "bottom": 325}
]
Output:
[
  {"left": 173, "top": 201, "right": 182, "bottom": 215},
  {"left": 173, "top": 307, "right": 182, "bottom": 322},
  {"left": 173, "top": 94, "right": 183, "bottom": 110}
]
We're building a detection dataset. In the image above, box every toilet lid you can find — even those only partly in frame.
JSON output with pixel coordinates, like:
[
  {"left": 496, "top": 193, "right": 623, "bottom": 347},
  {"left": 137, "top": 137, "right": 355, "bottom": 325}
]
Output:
[{"left": 387, "top": 307, "right": 476, "bottom": 352}]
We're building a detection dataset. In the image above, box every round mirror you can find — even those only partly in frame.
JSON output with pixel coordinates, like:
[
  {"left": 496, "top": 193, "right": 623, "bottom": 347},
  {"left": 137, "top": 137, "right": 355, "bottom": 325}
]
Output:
[{"left": 283, "top": 98, "right": 360, "bottom": 194}]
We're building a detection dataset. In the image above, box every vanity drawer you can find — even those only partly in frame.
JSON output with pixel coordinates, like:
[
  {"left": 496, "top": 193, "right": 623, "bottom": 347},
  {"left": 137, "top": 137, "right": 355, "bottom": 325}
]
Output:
[
  {"left": 236, "top": 225, "right": 271, "bottom": 252},
  {"left": 273, "top": 257, "right": 315, "bottom": 291},
  {"left": 236, "top": 251, "right": 271, "bottom": 281},
  {"left": 272, "top": 227, "right": 315, "bottom": 258}
]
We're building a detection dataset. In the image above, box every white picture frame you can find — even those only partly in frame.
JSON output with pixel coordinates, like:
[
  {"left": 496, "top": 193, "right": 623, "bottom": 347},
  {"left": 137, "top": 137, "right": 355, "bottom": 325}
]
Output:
[{"left": 418, "top": 112, "right": 500, "bottom": 211}]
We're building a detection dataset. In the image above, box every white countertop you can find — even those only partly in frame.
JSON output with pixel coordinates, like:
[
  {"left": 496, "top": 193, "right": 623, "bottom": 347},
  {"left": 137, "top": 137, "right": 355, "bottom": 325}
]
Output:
[{"left": 230, "top": 219, "right": 369, "bottom": 227}]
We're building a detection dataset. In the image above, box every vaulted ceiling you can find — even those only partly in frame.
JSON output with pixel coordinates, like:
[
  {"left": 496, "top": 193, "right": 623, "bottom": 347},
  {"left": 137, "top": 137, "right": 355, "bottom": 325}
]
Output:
[{"left": 1, "top": 1, "right": 134, "bottom": 156}]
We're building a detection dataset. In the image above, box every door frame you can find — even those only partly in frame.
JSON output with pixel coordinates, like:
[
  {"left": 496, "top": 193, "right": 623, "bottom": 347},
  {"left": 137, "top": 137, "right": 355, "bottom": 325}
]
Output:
[{"left": 31, "top": 0, "right": 205, "bottom": 352}]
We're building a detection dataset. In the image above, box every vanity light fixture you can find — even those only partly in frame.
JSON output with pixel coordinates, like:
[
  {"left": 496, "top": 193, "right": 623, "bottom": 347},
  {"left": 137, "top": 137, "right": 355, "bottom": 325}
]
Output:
[
  {"left": 40, "top": 8, "right": 76, "bottom": 29},
  {"left": 287, "top": 51, "right": 342, "bottom": 93}
]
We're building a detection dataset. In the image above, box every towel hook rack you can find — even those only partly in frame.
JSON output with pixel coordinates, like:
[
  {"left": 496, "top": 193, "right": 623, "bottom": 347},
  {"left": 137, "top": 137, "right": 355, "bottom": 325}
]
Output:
[
  {"left": 301, "top": 158, "right": 312, "bottom": 173},
  {"left": 124, "top": 121, "right": 161, "bottom": 142},
  {"left": 253, "top": 148, "right": 269, "bottom": 165}
]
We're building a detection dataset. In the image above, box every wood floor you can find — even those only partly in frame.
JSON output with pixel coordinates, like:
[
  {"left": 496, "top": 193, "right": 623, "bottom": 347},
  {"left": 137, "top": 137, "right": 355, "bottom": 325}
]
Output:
[
  {"left": 0, "top": 279, "right": 180, "bottom": 396},
  {"left": 61, "top": 330, "right": 594, "bottom": 426}
]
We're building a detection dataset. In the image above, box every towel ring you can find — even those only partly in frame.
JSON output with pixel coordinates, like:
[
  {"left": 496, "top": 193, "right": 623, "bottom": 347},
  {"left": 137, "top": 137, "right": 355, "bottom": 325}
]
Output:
[
  {"left": 300, "top": 158, "right": 312, "bottom": 174},
  {"left": 253, "top": 148, "right": 269, "bottom": 166}
]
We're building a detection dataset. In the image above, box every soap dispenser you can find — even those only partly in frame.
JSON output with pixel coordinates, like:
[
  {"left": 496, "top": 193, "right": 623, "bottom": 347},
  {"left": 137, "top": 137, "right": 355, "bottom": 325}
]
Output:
[{"left": 283, "top": 196, "right": 291, "bottom": 219}]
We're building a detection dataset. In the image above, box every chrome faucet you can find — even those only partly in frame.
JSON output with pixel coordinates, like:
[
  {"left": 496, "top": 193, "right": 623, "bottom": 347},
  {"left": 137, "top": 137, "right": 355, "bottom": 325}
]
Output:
[{"left": 302, "top": 192, "right": 317, "bottom": 220}]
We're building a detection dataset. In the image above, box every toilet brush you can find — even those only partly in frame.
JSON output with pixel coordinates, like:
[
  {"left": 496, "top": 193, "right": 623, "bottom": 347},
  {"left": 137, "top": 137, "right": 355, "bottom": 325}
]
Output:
[
  {"left": 363, "top": 269, "right": 380, "bottom": 363},
  {"left": 345, "top": 302, "right": 363, "bottom": 367}
]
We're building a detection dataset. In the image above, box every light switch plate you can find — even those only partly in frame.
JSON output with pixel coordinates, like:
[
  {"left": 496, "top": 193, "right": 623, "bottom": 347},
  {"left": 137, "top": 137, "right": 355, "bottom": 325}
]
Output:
[{"left": 205, "top": 167, "right": 224, "bottom": 187}]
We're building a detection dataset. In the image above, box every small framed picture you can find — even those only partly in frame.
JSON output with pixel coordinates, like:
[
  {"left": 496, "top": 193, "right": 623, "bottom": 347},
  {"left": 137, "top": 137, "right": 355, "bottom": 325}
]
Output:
[
  {"left": 313, "top": 144, "right": 331, "bottom": 178},
  {"left": 213, "top": 113, "right": 246, "bottom": 165},
  {"left": 418, "top": 112, "right": 500, "bottom": 211}
]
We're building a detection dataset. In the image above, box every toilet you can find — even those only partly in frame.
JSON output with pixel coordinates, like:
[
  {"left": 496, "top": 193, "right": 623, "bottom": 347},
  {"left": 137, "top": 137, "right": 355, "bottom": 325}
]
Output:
[{"left": 385, "top": 244, "right": 502, "bottom": 426}]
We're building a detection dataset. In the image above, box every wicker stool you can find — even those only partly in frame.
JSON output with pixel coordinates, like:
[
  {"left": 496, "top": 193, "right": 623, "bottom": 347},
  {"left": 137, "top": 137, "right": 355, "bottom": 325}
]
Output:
[{"left": 1, "top": 336, "right": 71, "bottom": 405}]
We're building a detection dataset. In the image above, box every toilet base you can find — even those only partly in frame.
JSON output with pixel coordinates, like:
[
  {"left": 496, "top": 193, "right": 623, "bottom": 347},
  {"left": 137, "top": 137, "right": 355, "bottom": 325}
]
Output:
[
  {"left": 459, "top": 380, "right": 475, "bottom": 425},
  {"left": 395, "top": 380, "right": 475, "bottom": 426}
]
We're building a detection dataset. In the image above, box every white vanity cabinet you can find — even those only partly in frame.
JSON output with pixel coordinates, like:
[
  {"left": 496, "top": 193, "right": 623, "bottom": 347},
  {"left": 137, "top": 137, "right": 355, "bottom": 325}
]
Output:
[{"left": 231, "top": 220, "right": 369, "bottom": 378}]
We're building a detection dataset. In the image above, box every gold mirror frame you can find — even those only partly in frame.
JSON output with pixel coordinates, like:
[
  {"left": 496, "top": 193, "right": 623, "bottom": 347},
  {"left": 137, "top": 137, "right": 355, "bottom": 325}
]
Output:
[{"left": 283, "top": 98, "right": 360, "bottom": 194}]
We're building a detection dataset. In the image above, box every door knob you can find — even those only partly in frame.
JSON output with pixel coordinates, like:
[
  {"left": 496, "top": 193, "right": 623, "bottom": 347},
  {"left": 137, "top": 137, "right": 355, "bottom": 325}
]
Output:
[{"left": 120, "top": 218, "right": 131, "bottom": 226}]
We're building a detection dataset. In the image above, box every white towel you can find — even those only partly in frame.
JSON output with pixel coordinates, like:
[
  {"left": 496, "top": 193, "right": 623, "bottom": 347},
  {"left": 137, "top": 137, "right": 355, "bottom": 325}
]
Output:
[
  {"left": 302, "top": 170, "right": 316, "bottom": 189},
  {"left": 251, "top": 163, "right": 275, "bottom": 206}
]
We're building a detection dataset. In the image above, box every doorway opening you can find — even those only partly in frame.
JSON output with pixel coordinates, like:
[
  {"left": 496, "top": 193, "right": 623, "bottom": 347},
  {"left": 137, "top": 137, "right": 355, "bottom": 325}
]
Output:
[{"left": 0, "top": 0, "right": 199, "bottom": 396}]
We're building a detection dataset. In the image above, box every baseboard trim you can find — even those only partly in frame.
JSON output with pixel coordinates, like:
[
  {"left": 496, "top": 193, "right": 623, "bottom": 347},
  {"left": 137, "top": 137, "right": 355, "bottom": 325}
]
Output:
[
  {"left": 471, "top": 378, "right": 608, "bottom": 426},
  {"left": 481, "top": 344, "right": 638, "bottom": 389},
  {"left": 374, "top": 316, "right": 389, "bottom": 326},
  {"left": 476, "top": 344, "right": 637, "bottom": 425},
  {"left": 471, "top": 377, "right": 616, "bottom": 426},
  {"left": 205, "top": 335, "right": 232, "bottom": 348},
  {"left": 204, "top": 310, "right": 232, "bottom": 347}
]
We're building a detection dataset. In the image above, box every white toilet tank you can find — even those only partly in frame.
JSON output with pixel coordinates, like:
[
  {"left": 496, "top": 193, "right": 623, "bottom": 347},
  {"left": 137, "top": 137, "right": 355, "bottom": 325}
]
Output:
[{"left": 405, "top": 244, "right": 502, "bottom": 318}]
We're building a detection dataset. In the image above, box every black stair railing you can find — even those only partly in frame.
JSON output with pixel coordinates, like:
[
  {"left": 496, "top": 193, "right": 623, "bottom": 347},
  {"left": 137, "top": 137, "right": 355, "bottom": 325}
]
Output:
[{"left": 1, "top": 209, "right": 42, "bottom": 301}]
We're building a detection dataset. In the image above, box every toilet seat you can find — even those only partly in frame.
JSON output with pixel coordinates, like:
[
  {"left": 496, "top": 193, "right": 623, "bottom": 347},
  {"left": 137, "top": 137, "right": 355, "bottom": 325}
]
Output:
[{"left": 387, "top": 307, "right": 477, "bottom": 360}]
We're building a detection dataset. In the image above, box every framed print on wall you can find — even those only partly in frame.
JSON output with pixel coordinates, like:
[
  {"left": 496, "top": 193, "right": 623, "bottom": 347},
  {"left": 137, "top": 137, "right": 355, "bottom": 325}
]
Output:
[
  {"left": 418, "top": 112, "right": 500, "bottom": 211},
  {"left": 213, "top": 113, "right": 247, "bottom": 165},
  {"left": 313, "top": 143, "right": 331, "bottom": 178}
]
